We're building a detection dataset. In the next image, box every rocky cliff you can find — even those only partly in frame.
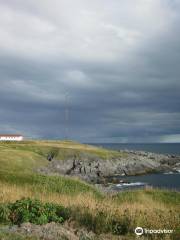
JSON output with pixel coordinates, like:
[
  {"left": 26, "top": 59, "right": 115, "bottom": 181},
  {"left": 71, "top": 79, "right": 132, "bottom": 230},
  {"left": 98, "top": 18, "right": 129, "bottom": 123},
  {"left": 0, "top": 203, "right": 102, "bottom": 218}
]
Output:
[{"left": 38, "top": 150, "right": 180, "bottom": 183}]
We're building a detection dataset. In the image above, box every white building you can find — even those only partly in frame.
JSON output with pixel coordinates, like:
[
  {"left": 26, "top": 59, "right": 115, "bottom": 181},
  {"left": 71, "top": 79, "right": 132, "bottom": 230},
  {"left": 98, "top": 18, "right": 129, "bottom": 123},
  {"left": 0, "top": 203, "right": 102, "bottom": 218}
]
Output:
[{"left": 0, "top": 134, "right": 23, "bottom": 141}]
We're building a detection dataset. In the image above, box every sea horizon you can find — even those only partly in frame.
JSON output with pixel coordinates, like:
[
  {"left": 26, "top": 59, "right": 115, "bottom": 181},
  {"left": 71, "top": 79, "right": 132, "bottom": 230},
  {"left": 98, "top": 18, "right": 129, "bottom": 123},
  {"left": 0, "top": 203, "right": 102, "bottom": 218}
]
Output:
[{"left": 88, "top": 142, "right": 180, "bottom": 155}]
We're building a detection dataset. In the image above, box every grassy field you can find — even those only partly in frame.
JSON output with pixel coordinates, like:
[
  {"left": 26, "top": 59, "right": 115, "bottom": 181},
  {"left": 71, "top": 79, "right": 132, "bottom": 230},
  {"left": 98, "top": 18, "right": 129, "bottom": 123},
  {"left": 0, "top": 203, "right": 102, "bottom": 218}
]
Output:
[{"left": 0, "top": 140, "right": 180, "bottom": 240}]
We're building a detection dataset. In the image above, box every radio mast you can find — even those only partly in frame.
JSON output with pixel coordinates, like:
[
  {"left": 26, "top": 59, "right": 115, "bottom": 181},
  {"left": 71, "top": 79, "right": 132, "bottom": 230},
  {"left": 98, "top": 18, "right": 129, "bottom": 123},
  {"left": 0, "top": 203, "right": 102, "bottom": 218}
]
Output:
[{"left": 64, "top": 92, "right": 69, "bottom": 140}]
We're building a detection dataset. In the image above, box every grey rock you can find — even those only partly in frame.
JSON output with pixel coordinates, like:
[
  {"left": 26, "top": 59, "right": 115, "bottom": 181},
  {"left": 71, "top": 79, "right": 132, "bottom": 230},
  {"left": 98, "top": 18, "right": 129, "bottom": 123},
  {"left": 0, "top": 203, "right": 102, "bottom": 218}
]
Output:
[{"left": 37, "top": 150, "right": 180, "bottom": 184}]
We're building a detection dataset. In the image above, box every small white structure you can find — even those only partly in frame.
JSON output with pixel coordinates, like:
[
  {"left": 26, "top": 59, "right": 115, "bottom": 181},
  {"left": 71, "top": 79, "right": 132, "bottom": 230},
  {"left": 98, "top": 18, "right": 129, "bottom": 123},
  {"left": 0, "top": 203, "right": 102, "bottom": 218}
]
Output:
[{"left": 0, "top": 134, "right": 23, "bottom": 141}]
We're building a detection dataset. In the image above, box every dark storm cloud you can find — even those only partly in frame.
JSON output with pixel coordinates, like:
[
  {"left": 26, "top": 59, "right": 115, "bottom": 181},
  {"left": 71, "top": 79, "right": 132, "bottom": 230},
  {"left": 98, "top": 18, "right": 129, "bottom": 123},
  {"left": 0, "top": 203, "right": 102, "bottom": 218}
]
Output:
[{"left": 0, "top": 0, "right": 180, "bottom": 142}]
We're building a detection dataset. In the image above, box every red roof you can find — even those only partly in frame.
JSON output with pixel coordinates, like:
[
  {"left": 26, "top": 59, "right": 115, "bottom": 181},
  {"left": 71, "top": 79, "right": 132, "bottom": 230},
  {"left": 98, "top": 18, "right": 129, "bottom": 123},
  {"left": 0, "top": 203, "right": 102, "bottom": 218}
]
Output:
[{"left": 0, "top": 134, "right": 23, "bottom": 137}]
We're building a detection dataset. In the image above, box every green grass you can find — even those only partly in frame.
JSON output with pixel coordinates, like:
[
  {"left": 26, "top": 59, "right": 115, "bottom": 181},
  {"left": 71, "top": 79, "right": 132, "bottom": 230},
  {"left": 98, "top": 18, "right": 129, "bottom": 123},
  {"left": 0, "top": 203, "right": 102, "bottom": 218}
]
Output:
[
  {"left": 143, "top": 188, "right": 180, "bottom": 205},
  {"left": 113, "top": 190, "right": 140, "bottom": 203},
  {"left": 0, "top": 171, "right": 101, "bottom": 198},
  {"left": 0, "top": 140, "right": 123, "bottom": 198},
  {"left": 0, "top": 140, "right": 180, "bottom": 240},
  {"left": 0, "top": 140, "right": 126, "bottom": 163},
  {"left": 113, "top": 188, "right": 180, "bottom": 205}
]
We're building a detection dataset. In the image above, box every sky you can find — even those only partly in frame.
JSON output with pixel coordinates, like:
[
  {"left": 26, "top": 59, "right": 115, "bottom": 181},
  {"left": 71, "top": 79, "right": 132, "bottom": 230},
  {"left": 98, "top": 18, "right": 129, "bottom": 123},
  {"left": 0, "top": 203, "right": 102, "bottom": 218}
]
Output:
[{"left": 0, "top": 0, "right": 180, "bottom": 143}]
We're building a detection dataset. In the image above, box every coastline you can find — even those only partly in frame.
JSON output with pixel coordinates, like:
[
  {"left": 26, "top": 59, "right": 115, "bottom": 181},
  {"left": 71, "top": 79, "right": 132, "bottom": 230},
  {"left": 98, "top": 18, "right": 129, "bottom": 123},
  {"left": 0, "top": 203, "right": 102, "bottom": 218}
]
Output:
[
  {"left": 0, "top": 141, "right": 180, "bottom": 239},
  {"left": 38, "top": 147, "right": 180, "bottom": 192},
  {"left": 39, "top": 149, "right": 180, "bottom": 177}
]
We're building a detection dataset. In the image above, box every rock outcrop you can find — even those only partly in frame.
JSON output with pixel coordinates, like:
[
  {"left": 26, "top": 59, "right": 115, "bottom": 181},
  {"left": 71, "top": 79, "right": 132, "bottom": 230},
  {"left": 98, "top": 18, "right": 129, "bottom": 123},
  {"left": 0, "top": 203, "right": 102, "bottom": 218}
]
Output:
[{"left": 38, "top": 150, "right": 180, "bottom": 183}]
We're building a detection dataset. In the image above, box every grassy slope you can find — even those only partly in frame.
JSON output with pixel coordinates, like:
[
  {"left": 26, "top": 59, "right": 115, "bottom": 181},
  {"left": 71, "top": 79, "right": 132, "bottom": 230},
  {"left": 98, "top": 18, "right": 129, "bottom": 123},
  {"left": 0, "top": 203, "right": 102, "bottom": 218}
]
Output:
[
  {"left": 0, "top": 140, "right": 124, "bottom": 197},
  {"left": 0, "top": 140, "right": 125, "bottom": 161},
  {"left": 0, "top": 140, "right": 180, "bottom": 239}
]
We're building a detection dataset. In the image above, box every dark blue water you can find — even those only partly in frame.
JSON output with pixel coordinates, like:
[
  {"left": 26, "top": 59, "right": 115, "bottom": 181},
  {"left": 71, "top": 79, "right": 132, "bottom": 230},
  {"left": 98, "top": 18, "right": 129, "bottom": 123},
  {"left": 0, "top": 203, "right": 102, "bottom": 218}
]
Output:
[
  {"left": 89, "top": 143, "right": 180, "bottom": 190},
  {"left": 90, "top": 143, "right": 180, "bottom": 155},
  {"left": 113, "top": 173, "right": 180, "bottom": 191}
]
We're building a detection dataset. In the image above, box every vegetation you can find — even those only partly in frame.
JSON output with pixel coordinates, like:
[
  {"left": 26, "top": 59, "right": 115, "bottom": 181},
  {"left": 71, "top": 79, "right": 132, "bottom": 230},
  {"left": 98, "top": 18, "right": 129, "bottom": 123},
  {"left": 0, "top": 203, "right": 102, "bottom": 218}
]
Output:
[
  {"left": 0, "top": 140, "right": 179, "bottom": 240},
  {"left": 0, "top": 232, "right": 38, "bottom": 240},
  {"left": 0, "top": 198, "right": 65, "bottom": 225},
  {"left": 0, "top": 140, "right": 125, "bottom": 166}
]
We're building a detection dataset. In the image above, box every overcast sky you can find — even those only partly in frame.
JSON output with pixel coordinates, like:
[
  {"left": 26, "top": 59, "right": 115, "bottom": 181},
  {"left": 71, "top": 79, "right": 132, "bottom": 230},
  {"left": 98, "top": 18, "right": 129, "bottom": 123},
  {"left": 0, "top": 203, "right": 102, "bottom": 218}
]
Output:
[{"left": 0, "top": 0, "right": 180, "bottom": 143}]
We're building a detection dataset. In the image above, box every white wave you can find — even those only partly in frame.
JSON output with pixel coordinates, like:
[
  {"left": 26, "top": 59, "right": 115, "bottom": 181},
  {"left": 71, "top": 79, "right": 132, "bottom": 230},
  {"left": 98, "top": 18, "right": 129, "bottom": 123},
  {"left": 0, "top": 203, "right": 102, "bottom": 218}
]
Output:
[
  {"left": 164, "top": 171, "right": 180, "bottom": 174},
  {"left": 116, "top": 182, "right": 146, "bottom": 188},
  {"left": 164, "top": 172, "right": 174, "bottom": 175}
]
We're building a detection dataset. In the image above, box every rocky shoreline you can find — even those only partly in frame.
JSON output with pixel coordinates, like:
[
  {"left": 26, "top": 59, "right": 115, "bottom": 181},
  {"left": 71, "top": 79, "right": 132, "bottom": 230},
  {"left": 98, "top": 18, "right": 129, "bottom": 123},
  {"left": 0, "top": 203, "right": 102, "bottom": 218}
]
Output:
[{"left": 38, "top": 149, "right": 180, "bottom": 185}]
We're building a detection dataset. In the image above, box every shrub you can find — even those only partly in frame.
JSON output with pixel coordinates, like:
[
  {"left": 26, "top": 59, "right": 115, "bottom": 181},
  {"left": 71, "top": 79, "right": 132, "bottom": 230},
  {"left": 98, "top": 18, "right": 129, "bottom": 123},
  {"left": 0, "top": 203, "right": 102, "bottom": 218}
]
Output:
[
  {"left": 7, "top": 198, "right": 64, "bottom": 225},
  {"left": 108, "top": 210, "right": 131, "bottom": 235},
  {"left": 111, "top": 219, "right": 129, "bottom": 235},
  {"left": 54, "top": 204, "right": 71, "bottom": 220}
]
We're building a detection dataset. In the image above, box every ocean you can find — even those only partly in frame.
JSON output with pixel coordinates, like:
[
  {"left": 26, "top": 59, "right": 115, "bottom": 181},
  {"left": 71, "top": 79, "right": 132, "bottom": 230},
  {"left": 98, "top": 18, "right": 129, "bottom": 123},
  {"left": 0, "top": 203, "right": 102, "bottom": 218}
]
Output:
[
  {"left": 89, "top": 143, "right": 180, "bottom": 190},
  {"left": 90, "top": 143, "right": 180, "bottom": 155}
]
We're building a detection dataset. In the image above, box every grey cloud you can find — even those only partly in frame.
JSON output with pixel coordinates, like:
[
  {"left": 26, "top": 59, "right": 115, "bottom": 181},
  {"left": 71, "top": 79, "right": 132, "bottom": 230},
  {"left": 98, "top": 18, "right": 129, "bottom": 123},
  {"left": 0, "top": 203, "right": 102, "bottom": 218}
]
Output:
[{"left": 0, "top": 0, "right": 180, "bottom": 142}]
